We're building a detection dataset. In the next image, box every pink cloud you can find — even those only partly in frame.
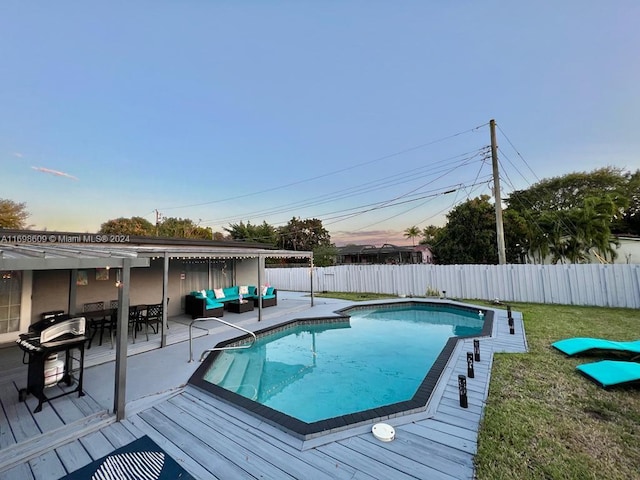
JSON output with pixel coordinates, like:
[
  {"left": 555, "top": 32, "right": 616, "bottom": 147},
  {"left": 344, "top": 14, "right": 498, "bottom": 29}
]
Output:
[{"left": 31, "top": 166, "right": 79, "bottom": 181}]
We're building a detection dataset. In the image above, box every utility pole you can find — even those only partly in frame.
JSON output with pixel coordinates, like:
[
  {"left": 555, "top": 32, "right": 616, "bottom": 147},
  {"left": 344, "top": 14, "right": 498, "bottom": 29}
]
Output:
[
  {"left": 155, "top": 209, "right": 163, "bottom": 236},
  {"left": 490, "top": 119, "right": 507, "bottom": 264}
]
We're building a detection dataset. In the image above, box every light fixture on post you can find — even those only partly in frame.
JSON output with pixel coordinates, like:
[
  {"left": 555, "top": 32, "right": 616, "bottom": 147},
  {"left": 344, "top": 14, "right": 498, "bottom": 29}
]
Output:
[{"left": 115, "top": 269, "right": 122, "bottom": 288}]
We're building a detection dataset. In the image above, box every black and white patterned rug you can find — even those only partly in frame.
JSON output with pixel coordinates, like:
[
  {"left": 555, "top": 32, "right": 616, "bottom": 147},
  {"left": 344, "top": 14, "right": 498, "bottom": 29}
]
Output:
[{"left": 63, "top": 435, "right": 195, "bottom": 480}]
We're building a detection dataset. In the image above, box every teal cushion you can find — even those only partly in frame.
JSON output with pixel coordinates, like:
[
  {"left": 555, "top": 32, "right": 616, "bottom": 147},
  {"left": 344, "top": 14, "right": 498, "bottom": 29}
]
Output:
[
  {"left": 223, "top": 286, "right": 238, "bottom": 297},
  {"left": 205, "top": 298, "right": 222, "bottom": 308},
  {"left": 266, "top": 287, "right": 275, "bottom": 296}
]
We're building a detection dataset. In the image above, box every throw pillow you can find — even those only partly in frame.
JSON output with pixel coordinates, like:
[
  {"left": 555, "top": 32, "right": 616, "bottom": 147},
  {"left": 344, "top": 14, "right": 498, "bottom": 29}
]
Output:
[
  {"left": 239, "top": 285, "right": 249, "bottom": 295},
  {"left": 200, "top": 289, "right": 207, "bottom": 298},
  {"left": 213, "top": 288, "right": 225, "bottom": 299},
  {"left": 262, "top": 285, "right": 269, "bottom": 296}
]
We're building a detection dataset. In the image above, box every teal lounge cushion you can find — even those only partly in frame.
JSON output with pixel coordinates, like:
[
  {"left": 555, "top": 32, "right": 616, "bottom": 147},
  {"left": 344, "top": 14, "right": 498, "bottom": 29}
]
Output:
[
  {"left": 576, "top": 360, "right": 640, "bottom": 388},
  {"left": 266, "top": 287, "right": 275, "bottom": 296},
  {"left": 552, "top": 338, "right": 640, "bottom": 357}
]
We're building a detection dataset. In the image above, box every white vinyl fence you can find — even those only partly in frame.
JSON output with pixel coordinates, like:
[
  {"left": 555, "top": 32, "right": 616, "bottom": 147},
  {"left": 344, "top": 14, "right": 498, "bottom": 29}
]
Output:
[{"left": 266, "top": 263, "right": 640, "bottom": 309}]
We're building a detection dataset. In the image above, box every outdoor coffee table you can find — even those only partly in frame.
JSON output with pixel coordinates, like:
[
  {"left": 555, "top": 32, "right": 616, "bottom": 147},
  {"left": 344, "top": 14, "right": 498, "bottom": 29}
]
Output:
[{"left": 226, "top": 300, "right": 254, "bottom": 314}]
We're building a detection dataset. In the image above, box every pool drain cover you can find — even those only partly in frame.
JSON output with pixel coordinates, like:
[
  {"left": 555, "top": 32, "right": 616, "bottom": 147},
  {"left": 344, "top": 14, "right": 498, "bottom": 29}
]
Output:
[{"left": 372, "top": 423, "right": 395, "bottom": 442}]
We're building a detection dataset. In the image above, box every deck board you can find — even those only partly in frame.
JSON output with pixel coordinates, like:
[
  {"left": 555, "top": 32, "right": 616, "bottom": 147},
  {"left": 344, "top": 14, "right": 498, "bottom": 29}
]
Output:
[
  {"left": 136, "top": 408, "right": 244, "bottom": 479},
  {"left": 318, "top": 441, "right": 421, "bottom": 480},
  {"left": 152, "top": 401, "right": 298, "bottom": 480},
  {"left": 77, "top": 430, "right": 115, "bottom": 460},
  {"left": 167, "top": 393, "right": 353, "bottom": 480},
  {"left": 0, "top": 383, "right": 41, "bottom": 443},
  {"left": 28, "top": 451, "right": 65, "bottom": 480},
  {"left": 0, "top": 463, "right": 34, "bottom": 480},
  {"left": 120, "top": 416, "right": 218, "bottom": 480},
  {"left": 343, "top": 435, "right": 464, "bottom": 480},
  {"left": 55, "top": 440, "right": 92, "bottom": 475}
]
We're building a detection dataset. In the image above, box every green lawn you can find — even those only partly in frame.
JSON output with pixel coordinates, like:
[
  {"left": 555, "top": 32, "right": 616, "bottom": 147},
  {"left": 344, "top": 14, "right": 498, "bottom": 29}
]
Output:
[
  {"left": 475, "top": 303, "right": 640, "bottom": 480},
  {"left": 314, "top": 293, "right": 640, "bottom": 478}
]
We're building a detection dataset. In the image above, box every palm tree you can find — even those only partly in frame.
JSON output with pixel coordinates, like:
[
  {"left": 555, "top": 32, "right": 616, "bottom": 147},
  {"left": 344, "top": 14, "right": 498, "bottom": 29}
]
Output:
[{"left": 404, "top": 226, "right": 421, "bottom": 246}]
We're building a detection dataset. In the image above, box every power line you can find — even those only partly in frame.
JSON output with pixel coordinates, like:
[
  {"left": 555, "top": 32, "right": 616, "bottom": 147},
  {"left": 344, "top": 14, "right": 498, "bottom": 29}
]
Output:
[
  {"left": 198, "top": 147, "right": 490, "bottom": 227},
  {"left": 496, "top": 123, "right": 541, "bottom": 184},
  {"left": 156, "top": 123, "right": 490, "bottom": 212}
]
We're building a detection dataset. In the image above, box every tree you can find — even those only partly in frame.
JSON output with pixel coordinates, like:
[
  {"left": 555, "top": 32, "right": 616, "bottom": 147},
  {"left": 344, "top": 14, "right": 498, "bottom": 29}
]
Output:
[
  {"left": 0, "top": 199, "right": 30, "bottom": 229},
  {"left": 522, "top": 196, "right": 618, "bottom": 264},
  {"left": 420, "top": 225, "right": 442, "bottom": 245},
  {"left": 158, "top": 217, "right": 212, "bottom": 239},
  {"left": 313, "top": 244, "right": 339, "bottom": 267},
  {"left": 99, "top": 217, "right": 155, "bottom": 236},
  {"left": 617, "top": 169, "right": 640, "bottom": 235},
  {"left": 507, "top": 166, "right": 629, "bottom": 221},
  {"left": 403, "top": 226, "right": 420, "bottom": 246},
  {"left": 278, "top": 217, "right": 331, "bottom": 251},
  {"left": 224, "top": 221, "right": 278, "bottom": 246},
  {"left": 432, "top": 195, "right": 498, "bottom": 264},
  {"left": 100, "top": 216, "right": 213, "bottom": 239},
  {"left": 503, "top": 210, "right": 530, "bottom": 264}
]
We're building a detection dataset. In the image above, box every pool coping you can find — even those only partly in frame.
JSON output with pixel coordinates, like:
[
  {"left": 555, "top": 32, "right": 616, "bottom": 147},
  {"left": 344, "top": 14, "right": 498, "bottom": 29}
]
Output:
[{"left": 189, "top": 300, "right": 494, "bottom": 441}]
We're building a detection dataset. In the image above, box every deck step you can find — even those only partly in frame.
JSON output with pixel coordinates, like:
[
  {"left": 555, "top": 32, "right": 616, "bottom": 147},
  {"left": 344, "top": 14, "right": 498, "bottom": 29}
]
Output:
[
  {"left": 201, "top": 352, "right": 235, "bottom": 385},
  {"left": 220, "top": 355, "right": 251, "bottom": 394},
  {"left": 237, "top": 355, "right": 265, "bottom": 400},
  {"left": 0, "top": 409, "right": 114, "bottom": 475}
]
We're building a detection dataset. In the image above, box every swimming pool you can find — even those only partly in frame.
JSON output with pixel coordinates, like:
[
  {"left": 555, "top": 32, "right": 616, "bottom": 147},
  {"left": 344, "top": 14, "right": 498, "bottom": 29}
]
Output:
[{"left": 189, "top": 301, "right": 492, "bottom": 439}]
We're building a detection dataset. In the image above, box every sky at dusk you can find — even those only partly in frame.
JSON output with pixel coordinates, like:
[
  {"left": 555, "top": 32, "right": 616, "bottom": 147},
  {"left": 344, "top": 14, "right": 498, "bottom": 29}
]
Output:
[{"left": 2, "top": 1, "right": 639, "bottom": 246}]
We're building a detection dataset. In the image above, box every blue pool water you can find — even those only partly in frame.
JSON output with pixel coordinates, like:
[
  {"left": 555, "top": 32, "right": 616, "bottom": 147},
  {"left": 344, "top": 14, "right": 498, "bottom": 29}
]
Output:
[{"left": 201, "top": 304, "right": 485, "bottom": 424}]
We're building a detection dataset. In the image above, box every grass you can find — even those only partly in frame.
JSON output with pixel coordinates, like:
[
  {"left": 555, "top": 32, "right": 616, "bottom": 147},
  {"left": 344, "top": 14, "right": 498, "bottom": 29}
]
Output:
[
  {"left": 315, "top": 293, "right": 640, "bottom": 478},
  {"left": 313, "top": 291, "right": 399, "bottom": 301},
  {"left": 475, "top": 302, "right": 640, "bottom": 480}
]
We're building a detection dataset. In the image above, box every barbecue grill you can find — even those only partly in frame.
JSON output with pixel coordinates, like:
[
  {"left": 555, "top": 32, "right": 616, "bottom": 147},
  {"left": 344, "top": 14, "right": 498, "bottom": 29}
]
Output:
[{"left": 16, "top": 314, "right": 87, "bottom": 413}]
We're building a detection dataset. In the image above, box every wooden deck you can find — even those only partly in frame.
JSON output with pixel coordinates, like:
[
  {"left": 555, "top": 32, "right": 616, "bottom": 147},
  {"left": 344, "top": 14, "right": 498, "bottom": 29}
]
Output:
[{"left": 0, "top": 295, "right": 527, "bottom": 480}]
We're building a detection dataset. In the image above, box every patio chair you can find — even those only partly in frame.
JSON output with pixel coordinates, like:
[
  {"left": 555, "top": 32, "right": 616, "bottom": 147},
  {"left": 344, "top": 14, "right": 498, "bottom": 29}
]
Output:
[
  {"left": 576, "top": 360, "right": 640, "bottom": 388},
  {"left": 83, "top": 301, "right": 112, "bottom": 348},
  {"left": 108, "top": 305, "right": 144, "bottom": 346},
  {"left": 551, "top": 337, "right": 640, "bottom": 358},
  {"left": 138, "top": 303, "right": 163, "bottom": 341}
]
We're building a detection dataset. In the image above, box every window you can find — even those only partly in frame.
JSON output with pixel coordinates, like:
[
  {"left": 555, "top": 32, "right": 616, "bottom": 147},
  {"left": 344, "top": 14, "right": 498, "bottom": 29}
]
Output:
[{"left": 0, "top": 271, "right": 22, "bottom": 334}]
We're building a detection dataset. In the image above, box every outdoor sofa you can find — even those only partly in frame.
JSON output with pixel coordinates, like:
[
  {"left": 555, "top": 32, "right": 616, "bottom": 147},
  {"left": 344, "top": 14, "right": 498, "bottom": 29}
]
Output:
[{"left": 185, "top": 286, "right": 277, "bottom": 319}]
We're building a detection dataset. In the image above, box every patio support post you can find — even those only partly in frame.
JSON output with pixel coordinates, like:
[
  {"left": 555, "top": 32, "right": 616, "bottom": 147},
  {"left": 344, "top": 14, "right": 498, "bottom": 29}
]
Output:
[
  {"left": 68, "top": 270, "right": 78, "bottom": 315},
  {"left": 310, "top": 257, "right": 314, "bottom": 307},
  {"left": 161, "top": 252, "right": 169, "bottom": 348},
  {"left": 114, "top": 259, "right": 131, "bottom": 421},
  {"left": 257, "top": 255, "right": 262, "bottom": 322}
]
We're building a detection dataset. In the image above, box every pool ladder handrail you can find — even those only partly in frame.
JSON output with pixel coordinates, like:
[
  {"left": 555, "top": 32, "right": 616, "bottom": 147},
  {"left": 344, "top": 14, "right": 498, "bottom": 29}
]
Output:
[{"left": 189, "top": 316, "right": 257, "bottom": 363}]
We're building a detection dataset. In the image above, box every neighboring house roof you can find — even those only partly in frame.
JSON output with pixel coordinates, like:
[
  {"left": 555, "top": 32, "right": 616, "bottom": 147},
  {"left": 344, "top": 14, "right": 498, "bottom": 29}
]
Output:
[
  {"left": 337, "top": 244, "right": 418, "bottom": 255},
  {"left": 336, "top": 244, "right": 378, "bottom": 255}
]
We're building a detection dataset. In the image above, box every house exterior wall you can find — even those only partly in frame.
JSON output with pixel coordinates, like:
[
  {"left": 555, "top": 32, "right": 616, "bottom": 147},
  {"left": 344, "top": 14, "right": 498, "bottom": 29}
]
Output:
[
  {"left": 32, "top": 270, "right": 73, "bottom": 321},
  {"left": 28, "top": 259, "right": 217, "bottom": 326},
  {"left": 11, "top": 254, "right": 282, "bottom": 341},
  {"left": 235, "top": 258, "right": 260, "bottom": 286}
]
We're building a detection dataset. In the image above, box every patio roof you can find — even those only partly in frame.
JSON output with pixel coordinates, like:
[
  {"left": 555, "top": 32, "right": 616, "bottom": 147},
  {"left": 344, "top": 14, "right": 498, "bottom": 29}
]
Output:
[
  {"left": 0, "top": 243, "right": 150, "bottom": 270},
  {"left": 0, "top": 233, "right": 312, "bottom": 271}
]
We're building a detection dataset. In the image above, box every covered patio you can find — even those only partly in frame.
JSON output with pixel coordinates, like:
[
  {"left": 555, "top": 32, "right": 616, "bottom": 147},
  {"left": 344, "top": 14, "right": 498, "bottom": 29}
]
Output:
[{"left": 0, "top": 238, "right": 313, "bottom": 423}]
